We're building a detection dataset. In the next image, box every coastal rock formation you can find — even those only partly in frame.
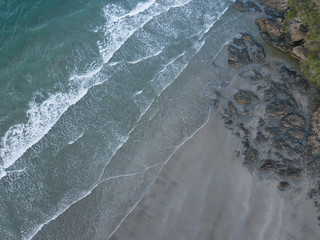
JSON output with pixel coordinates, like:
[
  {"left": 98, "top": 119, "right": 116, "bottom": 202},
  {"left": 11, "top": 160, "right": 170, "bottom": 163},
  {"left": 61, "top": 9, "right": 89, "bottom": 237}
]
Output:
[
  {"left": 233, "top": 0, "right": 249, "bottom": 12},
  {"left": 221, "top": 34, "right": 320, "bottom": 189},
  {"left": 234, "top": 90, "right": 259, "bottom": 106},
  {"left": 228, "top": 33, "right": 265, "bottom": 68},
  {"left": 259, "top": 0, "right": 289, "bottom": 11},
  {"left": 256, "top": 17, "right": 292, "bottom": 52},
  {"left": 233, "top": 0, "right": 262, "bottom": 12}
]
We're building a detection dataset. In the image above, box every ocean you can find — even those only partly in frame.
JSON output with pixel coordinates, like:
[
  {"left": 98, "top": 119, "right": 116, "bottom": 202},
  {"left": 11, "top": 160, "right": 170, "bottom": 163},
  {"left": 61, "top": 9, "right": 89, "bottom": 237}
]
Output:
[{"left": 0, "top": 0, "right": 259, "bottom": 239}]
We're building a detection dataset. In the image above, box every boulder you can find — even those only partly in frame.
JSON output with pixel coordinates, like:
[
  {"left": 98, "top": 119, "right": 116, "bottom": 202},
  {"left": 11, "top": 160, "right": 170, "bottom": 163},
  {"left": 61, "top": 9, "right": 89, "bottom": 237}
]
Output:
[
  {"left": 278, "top": 167, "right": 301, "bottom": 179},
  {"left": 234, "top": 90, "right": 259, "bottom": 106},
  {"left": 289, "top": 22, "right": 308, "bottom": 42},
  {"left": 259, "top": 0, "right": 289, "bottom": 11},
  {"left": 240, "top": 69, "right": 264, "bottom": 82},
  {"left": 233, "top": 0, "right": 249, "bottom": 12},
  {"left": 247, "top": 1, "right": 263, "bottom": 12},
  {"left": 307, "top": 107, "right": 320, "bottom": 158},
  {"left": 278, "top": 181, "right": 289, "bottom": 191},
  {"left": 280, "top": 113, "right": 306, "bottom": 139},
  {"left": 256, "top": 17, "right": 282, "bottom": 38},
  {"left": 260, "top": 159, "right": 281, "bottom": 170},
  {"left": 244, "top": 149, "right": 260, "bottom": 164},
  {"left": 228, "top": 101, "right": 238, "bottom": 119},
  {"left": 255, "top": 131, "right": 268, "bottom": 142},
  {"left": 265, "top": 100, "right": 294, "bottom": 118},
  {"left": 256, "top": 17, "right": 293, "bottom": 52},
  {"left": 290, "top": 46, "right": 308, "bottom": 61}
]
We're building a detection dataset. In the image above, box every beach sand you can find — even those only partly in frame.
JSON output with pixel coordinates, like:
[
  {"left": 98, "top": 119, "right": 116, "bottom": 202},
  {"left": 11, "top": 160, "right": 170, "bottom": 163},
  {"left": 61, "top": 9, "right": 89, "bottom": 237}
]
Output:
[{"left": 110, "top": 110, "right": 320, "bottom": 240}]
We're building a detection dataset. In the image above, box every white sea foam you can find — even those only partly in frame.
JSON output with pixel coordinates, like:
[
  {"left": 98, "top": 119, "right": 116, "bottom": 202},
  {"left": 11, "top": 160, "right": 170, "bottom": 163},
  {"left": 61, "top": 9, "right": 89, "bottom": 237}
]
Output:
[
  {"left": 0, "top": 89, "right": 87, "bottom": 172},
  {"left": 68, "top": 132, "right": 84, "bottom": 145},
  {"left": 98, "top": 0, "right": 192, "bottom": 63},
  {"left": 2, "top": 0, "right": 234, "bottom": 238}
]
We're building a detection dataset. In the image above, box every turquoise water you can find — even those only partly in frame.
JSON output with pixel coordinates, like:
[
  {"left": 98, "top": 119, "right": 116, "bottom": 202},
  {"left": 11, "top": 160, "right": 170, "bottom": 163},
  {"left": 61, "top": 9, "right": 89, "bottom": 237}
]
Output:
[{"left": 0, "top": 0, "right": 252, "bottom": 239}]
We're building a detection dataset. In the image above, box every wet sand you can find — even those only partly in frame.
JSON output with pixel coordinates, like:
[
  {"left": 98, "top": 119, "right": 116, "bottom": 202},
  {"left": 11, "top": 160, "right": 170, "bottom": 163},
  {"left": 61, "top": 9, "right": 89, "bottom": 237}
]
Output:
[{"left": 110, "top": 110, "right": 320, "bottom": 240}]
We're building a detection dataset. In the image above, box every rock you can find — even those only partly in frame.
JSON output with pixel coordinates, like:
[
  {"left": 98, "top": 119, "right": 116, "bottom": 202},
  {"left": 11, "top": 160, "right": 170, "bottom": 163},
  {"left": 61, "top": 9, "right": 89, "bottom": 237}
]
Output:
[
  {"left": 242, "top": 139, "right": 250, "bottom": 154},
  {"left": 238, "top": 123, "right": 250, "bottom": 137},
  {"left": 278, "top": 167, "right": 301, "bottom": 179},
  {"left": 272, "top": 135, "right": 305, "bottom": 156},
  {"left": 256, "top": 17, "right": 282, "bottom": 38},
  {"left": 251, "top": 44, "right": 266, "bottom": 63},
  {"left": 233, "top": 38, "right": 246, "bottom": 48},
  {"left": 306, "top": 107, "right": 320, "bottom": 158},
  {"left": 280, "top": 113, "right": 306, "bottom": 140},
  {"left": 233, "top": 0, "right": 249, "bottom": 12},
  {"left": 260, "top": 159, "right": 282, "bottom": 170},
  {"left": 242, "top": 33, "right": 254, "bottom": 45},
  {"left": 224, "top": 119, "right": 233, "bottom": 126},
  {"left": 228, "top": 101, "right": 238, "bottom": 119},
  {"left": 255, "top": 131, "right": 268, "bottom": 142},
  {"left": 228, "top": 33, "right": 266, "bottom": 68},
  {"left": 240, "top": 69, "right": 264, "bottom": 82},
  {"left": 278, "top": 181, "right": 289, "bottom": 191},
  {"left": 234, "top": 90, "right": 259, "bottom": 106},
  {"left": 256, "top": 17, "right": 293, "bottom": 52},
  {"left": 264, "top": 7, "right": 283, "bottom": 17},
  {"left": 259, "top": 0, "right": 289, "bottom": 11},
  {"left": 289, "top": 22, "right": 308, "bottom": 42},
  {"left": 290, "top": 46, "right": 308, "bottom": 61},
  {"left": 279, "top": 66, "right": 309, "bottom": 92},
  {"left": 265, "top": 100, "right": 294, "bottom": 118},
  {"left": 244, "top": 148, "right": 259, "bottom": 164},
  {"left": 247, "top": 1, "right": 263, "bottom": 12},
  {"left": 228, "top": 45, "right": 251, "bottom": 68}
]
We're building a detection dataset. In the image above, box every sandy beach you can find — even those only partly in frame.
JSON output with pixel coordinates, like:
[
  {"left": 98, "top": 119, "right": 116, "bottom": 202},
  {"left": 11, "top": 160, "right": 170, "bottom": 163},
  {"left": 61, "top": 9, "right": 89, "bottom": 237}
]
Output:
[{"left": 110, "top": 109, "right": 320, "bottom": 240}]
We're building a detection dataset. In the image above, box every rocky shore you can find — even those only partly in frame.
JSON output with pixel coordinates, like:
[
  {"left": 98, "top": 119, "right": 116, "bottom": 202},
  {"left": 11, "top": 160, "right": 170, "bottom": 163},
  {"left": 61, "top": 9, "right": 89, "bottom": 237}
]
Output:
[{"left": 224, "top": 0, "right": 320, "bottom": 223}]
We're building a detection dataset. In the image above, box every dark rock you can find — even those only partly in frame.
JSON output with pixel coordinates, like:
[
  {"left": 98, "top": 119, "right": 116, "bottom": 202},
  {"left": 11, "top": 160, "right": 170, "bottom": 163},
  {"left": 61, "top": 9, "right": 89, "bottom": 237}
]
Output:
[
  {"left": 233, "top": 0, "right": 249, "bottom": 12},
  {"left": 259, "top": 0, "right": 289, "bottom": 11},
  {"left": 240, "top": 69, "right": 264, "bottom": 82},
  {"left": 244, "top": 148, "right": 259, "bottom": 164},
  {"left": 278, "top": 181, "right": 289, "bottom": 191},
  {"left": 260, "top": 159, "right": 282, "bottom": 170},
  {"left": 233, "top": 38, "right": 246, "bottom": 48},
  {"left": 242, "top": 139, "right": 250, "bottom": 154},
  {"left": 242, "top": 33, "right": 254, "bottom": 45},
  {"left": 256, "top": 17, "right": 282, "bottom": 38},
  {"left": 265, "top": 100, "right": 294, "bottom": 118},
  {"left": 279, "top": 66, "right": 309, "bottom": 92},
  {"left": 264, "top": 82, "right": 291, "bottom": 101},
  {"left": 224, "top": 119, "right": 233, "bottom": 126},
  {"left": 256, "top": 17, "right": 294, "bottom": 52},
  {"left": 259, "top": 118, "right": 267, "bottom": 127},
  {"left": 228, "top": 45, "right": 251, "bottom": 68},
  {"left": 306, "top": 107, "right": 320, "bottom": 158},
  {"left": 238, "top": 123, "right": 250, "bottom": 137},
  {"left": 247, "top": 1, "right": 263, "bottom": 12},
  {"left": 280, "top": 113, "right": 306, "bottom": 140},
  {"left": 228, "top": 33, "right": 266, "bottom": 68},
  {"left": 264, "top": 7, "right": 283, "bottom": 17},
  {"left": 234, "top": 90, "right": 259, "bottom": 106},
  {"left": 228, "top": 101, "right": 238, "bottom": 119},
  {"left": 278, "top": 167, "right": 301, "bottom": 179},
  {"left": 255, "top": 131, "right": 268, "bottom": 142},
  {"left": 272, "top": 135, "right": 304, "bottom": 156},
  {"left": 308, "top": 189, "right": 319, "bottom": 198}
]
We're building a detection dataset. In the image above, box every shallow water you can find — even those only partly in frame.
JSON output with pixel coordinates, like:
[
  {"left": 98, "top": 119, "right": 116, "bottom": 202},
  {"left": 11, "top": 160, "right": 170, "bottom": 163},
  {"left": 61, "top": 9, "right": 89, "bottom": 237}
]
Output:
[{"left": 0, "top": 0, "right": 238, "bottom": 238}]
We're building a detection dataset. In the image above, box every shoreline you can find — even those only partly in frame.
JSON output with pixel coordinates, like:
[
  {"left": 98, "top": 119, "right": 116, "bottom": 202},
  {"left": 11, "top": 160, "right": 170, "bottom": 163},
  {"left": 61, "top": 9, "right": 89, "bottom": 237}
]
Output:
[{"left": 110, "top": 1, "right": 320, "bottom": 239}]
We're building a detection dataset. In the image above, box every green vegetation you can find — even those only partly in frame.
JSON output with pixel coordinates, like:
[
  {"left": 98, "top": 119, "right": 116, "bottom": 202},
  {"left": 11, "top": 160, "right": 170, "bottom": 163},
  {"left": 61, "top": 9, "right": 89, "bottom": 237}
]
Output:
[{"left": 287, "top": 0, "right": 320, "bottom": 85}]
